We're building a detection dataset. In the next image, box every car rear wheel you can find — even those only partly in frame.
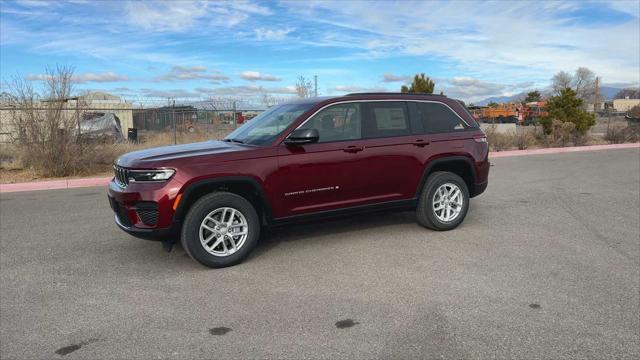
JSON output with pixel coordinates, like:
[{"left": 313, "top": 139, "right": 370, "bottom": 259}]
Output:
[
  {"left": 181, "top": 192, "right": 260, "bottom": 268},
  {"left": 416, "top": 171, "right": 469, "bottom": 231}
]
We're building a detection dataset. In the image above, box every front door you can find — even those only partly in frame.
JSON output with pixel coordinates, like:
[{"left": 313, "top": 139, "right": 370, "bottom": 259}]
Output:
[{"left": 273, "top": 102, "right": 367, "bottom": 218}]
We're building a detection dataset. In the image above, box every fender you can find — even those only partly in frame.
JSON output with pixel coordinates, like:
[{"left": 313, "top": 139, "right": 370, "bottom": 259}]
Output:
[
  {"left": 173, "top": 176, "right": 274, "bottom": 225},
  {"left": 416, "top": 155, "right": 477, "bottom": 198}
]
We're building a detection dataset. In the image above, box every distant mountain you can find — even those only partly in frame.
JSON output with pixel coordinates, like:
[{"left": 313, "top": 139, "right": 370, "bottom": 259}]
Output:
[
  {"left": 600, "top": 86, "right": 624, "bottom": 100},
  {"left": 475, "top": 85, "right": 632, "bottom": 106},
  {"left": 475, "top": 93, "right": 523, "bottom": 106}
]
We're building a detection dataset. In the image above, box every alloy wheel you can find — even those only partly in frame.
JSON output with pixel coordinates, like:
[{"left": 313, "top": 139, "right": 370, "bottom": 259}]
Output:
[
  {"left": 432, "top": 183, "right": 464, "bottom": 222},
  {"left": 199, "top": 207, "right": 249, "bottom": 257}
]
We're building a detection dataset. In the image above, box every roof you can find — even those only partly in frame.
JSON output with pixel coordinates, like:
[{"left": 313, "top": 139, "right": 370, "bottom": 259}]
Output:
[{"left": 345, "top": 92, "right": 447, "bottom": 97}]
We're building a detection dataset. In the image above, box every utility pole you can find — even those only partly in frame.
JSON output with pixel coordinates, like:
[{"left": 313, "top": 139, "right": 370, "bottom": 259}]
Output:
[
  {"left": 594, "top": 76, "right": 600, "bottom": 113},
  {"left": 314, "top": 75, "right": 318, "bottom": 97}
]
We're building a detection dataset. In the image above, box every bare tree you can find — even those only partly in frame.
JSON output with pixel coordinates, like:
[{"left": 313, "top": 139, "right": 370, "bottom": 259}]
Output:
[
  {"left": 551, "top": 68, "right": 598, "bottom": 101},
  {"left": 5, "top": 65, "right": 90, "bottom": 176},
  {"left": 614, "top": 88, "right": 640, "bottom": 99},
  {"left": 573, "top": 67, "right": 596, "bottom": 100},
  {"left": 551, "top": 71, "right": 572, "bottom": 95},
  {"left": 295, "top": 76, "right": 313, "bottom": 98}
]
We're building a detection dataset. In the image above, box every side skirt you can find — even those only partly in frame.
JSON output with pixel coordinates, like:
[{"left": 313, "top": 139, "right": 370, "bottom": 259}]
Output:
[{"left": 269, "top": 198, "right": 417, "bottom": 227}]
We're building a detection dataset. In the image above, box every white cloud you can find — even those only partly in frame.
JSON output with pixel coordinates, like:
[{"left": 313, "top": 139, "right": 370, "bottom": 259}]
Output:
[
  {"left": 139, "top": 88, "right": 201, "bottom": 99},
  {"left": 196, "top": 85, "right": 297, "bottom": 96},
  {"left": 285, "top": 1, "right": 640, "bottom": 84},
  {"left": 125, "top": 1, "right": 208, "bottom": 32},
  {"left": 155, "top": 66, "right": 229, "bottom": 83},
  {"left": 26, "top": 72, "right": 129, "bottom": 83},
  {"left": 240, "top": 71, "right": 282, "bottom": 82},
  {"left": 255, "top": 27, "right": 294, "bottom": 41},
  {"left": 436, "top": 77, "right": 537, "bottom": 102},
  {"left": 331, "top": 85, "right": 387, "bottom": 93},
  {"left": 382, "top": 73, "right": 411, "bottom": 82},
  {"left": 125, "top": 0, "right": 272, "bottom": 32}
]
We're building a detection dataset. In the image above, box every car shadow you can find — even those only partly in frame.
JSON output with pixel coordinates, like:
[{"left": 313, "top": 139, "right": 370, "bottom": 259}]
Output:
[{"left": 249, "top": 209, "right": 417, "bottom": 259}]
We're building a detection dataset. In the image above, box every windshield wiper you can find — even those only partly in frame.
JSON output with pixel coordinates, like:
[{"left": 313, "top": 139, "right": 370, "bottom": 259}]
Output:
[{"left": 223, "top": 138, "right": 245, "bottom": 144}]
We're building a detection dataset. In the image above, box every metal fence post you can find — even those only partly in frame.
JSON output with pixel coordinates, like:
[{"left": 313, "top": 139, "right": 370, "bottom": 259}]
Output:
[
  {"left": 172, "top": 99, "right": 176, "bottom": 145},
  {"left": 233, "top": 101, "right": 237, "bottom": 128}
]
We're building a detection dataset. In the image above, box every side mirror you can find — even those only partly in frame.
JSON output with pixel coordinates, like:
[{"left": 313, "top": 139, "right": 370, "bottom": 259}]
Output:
[{"left": 284, "top": 128, "right": 319, "bottom": 145}]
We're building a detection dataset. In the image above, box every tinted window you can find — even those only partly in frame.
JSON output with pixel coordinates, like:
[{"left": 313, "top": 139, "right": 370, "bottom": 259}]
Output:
[
  {"left": 416, "top": 102, "right": 468, "bottom": 133},
  {"left": 299, "top": 103, "right": 361, "bottom": 143},
  {"left": 364, "top": 102, "right": 410, "bottom": 138}
]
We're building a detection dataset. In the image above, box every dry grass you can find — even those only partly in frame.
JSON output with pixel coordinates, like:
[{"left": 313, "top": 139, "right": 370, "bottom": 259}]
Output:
[
  {"left": 483, "top": 123, "right": 613, "bottom": 152},
  {"left": 604, "top": 123, "right": 640, "bottom": 144},
  {"left": 0, "top": 129, "right": 234, "bottom": 184},
  {"left": 484, "top": 125, "right": 538, "bottom": 152}
]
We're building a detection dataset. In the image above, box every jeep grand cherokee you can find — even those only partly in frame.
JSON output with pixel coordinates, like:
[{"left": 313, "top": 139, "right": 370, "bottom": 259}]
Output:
[{"left": 108, "top": 93, "right": 489, "bottom": 268}]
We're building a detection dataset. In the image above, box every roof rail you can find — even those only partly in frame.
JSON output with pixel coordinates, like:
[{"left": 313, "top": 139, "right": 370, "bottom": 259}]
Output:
[{"left": 345, "top": 92, "right": 447, "bottom": 97}]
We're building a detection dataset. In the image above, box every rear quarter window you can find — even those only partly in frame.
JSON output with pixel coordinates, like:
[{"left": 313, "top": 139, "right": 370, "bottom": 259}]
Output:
[{"left": 417, "top": 102, "right": 469, "bottom": 134}]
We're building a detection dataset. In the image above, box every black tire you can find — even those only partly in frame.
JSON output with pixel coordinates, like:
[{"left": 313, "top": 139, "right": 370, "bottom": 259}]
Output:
[
  {"left": 416, "top": 171, "right": 470, "bottom": 231},
  {"left": 181, "top": 192, "right": 260, "bottom": 268}
]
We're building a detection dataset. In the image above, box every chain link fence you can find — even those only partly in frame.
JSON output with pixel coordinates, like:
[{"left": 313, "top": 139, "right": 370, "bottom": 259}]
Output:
[{"left": 0, "top": 99, "right": 267, "bottom": 145}]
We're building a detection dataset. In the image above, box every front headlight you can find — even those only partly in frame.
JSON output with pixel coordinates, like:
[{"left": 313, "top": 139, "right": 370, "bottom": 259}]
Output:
[{"left": 128, "top": 169, "right": 175, "bottom": 182}]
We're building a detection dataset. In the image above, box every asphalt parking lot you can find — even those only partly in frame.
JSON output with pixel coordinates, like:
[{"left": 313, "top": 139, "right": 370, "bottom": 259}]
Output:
[{"left": 1, "top": 148, "right": 639, "bottom": 359}]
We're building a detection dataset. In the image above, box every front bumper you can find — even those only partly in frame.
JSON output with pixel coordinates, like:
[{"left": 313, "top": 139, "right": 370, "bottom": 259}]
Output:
[
  {"left": 113, "top": 213, "right": 175, "bottom": 241},
  {"left": 107, "top": 177, "right": 183, "bottom": 241}
]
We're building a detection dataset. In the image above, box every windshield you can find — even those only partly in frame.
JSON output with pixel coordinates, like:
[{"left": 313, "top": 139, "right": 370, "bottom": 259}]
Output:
[{"left": 224, "top": 103, "right": 314, "bottom": 145}]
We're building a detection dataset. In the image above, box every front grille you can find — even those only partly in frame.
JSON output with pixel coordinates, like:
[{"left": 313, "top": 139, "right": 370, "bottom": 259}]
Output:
[{"left": 113, "top": 165, "right": 129, "bottom": 187}]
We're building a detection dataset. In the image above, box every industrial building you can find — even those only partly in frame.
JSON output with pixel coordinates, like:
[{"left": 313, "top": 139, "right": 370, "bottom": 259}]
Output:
[{"left": 0, "top": 91, "right": 132, "bottom": 142}]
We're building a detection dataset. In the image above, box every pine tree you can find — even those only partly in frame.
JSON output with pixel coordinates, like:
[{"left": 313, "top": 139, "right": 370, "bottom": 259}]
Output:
[{"left": 401, "top": 73, "right": 435, "bottom": 93}]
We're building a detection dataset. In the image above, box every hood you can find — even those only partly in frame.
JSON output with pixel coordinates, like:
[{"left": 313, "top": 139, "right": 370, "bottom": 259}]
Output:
[{"left": 116, "top": 140, "right": 252, "bottom": 168}]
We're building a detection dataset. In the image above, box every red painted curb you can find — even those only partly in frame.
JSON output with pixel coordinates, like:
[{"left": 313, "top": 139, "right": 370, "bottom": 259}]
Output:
[
  {"left": 1, "top": 143, "right": 638, "bottom": 194},
  {"left": 1, "top": 177, "right": 111, "bottom": 193},
  {"left": 489, "top": 142, "right": 639, "bottom": 158}
]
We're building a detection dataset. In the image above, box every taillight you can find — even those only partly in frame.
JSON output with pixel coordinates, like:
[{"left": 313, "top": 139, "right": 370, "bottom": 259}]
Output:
[{"left": 474, "top": 136, "right": 487, "bottom": 143}]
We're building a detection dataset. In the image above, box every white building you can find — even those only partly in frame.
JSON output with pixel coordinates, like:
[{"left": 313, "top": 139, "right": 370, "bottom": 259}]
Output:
[{"left": 612, "top": 98, "right": 640, "bottom": 112}]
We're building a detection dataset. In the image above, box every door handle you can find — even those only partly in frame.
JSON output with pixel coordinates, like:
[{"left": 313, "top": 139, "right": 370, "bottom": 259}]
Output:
[
  {"left": 343, "top": 145, "right": 364, "bottom": 153},
  {"left": 413, "top": 139, "right": 430, "bottom": 147}
]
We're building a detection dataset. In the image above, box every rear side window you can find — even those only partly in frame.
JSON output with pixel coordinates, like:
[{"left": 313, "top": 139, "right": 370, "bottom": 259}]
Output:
[
  {"left": 416, "top": 102, "right": 468, "bottom": 133},
  {"left": 364, "top": 102, "right": 410, "bottom": 138}
]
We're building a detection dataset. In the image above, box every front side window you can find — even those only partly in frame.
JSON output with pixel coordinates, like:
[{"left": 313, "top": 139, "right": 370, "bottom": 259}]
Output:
[
  {"left": 225, "top": 102, "right": 314, "bottom": 145},
  {"left": 364, "top": 102, "right": 410, "bottom": 138},
  {"left": 299, "top": 103, "right": 361, "bottom": 143},
  {"left": 417, "top": 102, "right": 468, "bottom": 133}
]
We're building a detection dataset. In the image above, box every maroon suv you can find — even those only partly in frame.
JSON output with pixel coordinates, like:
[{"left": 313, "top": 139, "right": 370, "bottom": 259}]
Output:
[{"left": 108, "top": 93, "right": 489, "bottom": 268}]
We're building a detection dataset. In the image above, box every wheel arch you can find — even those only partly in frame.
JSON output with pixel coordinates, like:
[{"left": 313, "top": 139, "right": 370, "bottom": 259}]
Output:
[
  {"left": 417, "top": 156, "right": 478, "bottom": 198},
  {"left": 173, "top": 176, "right": 273, "bottom": 226}
]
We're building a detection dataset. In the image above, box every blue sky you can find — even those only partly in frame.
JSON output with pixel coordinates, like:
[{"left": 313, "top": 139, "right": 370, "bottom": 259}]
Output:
[{"left": 1, "top": 0, "right": 639, "bottom": 104}]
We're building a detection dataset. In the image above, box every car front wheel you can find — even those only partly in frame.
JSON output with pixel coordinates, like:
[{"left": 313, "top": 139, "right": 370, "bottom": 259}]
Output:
[
  {"left": 181, "top": 192, "right": 260, "bottom": 268},
  {"left": 416, "top": 171, "right": 470, "bottom": 231}
]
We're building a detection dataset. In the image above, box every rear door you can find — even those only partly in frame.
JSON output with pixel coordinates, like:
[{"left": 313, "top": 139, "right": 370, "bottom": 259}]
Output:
[{"left": 352, "top": 101, "right": 431, "bottom": 201}]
